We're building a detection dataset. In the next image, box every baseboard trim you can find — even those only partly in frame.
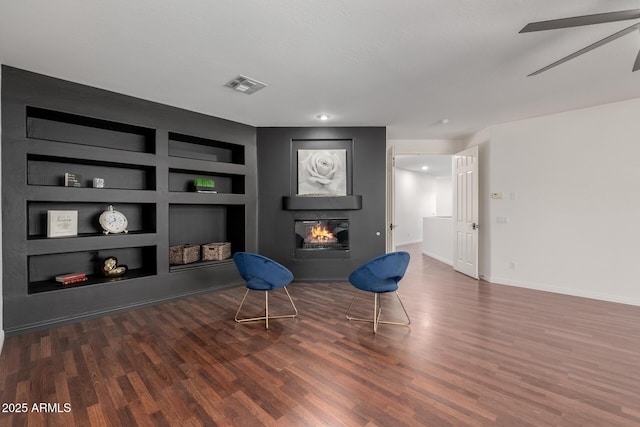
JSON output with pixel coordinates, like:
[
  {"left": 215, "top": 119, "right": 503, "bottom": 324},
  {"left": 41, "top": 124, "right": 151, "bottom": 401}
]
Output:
[
  {"left": 396, "top": 239, "right": 423, "bottom": 247},
  {"left": 5, "top": 282, "right": 242, "bottom": 336},
  {"left": 486, "top": 275, "right": 640, "bottom": 307},
  {"left": 422, "top": 250, "right": 453, "bottom": 266},
  {"left": 0, "top": 329, "right": 5, "bottom": 355}
]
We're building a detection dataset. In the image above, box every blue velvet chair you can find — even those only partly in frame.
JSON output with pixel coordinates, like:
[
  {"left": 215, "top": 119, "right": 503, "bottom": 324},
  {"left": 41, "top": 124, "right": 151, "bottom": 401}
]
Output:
[
  {"left": 346, "top": 251, "right": 411, "bottom": 333},
  {"left": 232, "top": 252, "right": 298, "bottom": 329}
]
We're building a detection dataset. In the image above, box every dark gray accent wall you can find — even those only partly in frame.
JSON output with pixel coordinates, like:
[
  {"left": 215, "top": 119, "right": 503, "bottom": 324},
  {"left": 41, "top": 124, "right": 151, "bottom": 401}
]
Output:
[
  {"left": 257, "top": 127, "right": 386, "bottom": 281},
  {"left": 2, "top": 66, "right": 257, "bottom": 335}
]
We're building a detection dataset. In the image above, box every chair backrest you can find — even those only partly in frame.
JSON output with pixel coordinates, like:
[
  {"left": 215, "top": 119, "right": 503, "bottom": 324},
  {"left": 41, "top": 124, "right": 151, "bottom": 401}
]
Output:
[
  {"left": 348, "top": 251, "right": 410, "bottom": 292},
  {"left": 361, "top": 251, "right": 410, "bottom": 280},
  {"left": 232, "top": 252, "right": 294, "bottom": 290}
]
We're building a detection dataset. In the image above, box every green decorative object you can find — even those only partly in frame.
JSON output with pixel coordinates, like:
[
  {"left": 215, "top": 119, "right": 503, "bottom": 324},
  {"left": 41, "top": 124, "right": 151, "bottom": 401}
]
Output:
[{"left": 194, "top": 178, "right": 216, "bottom": 193}]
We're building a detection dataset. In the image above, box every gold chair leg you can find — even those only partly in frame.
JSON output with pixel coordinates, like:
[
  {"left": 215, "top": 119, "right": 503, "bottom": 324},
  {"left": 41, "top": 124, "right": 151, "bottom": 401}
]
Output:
[
  {"left": 265, "top": 290, "right": 269, "bottom": 329},
  {"left": 235, "top": 287, "right": 298, "bottom": 329},
  {"left": 346, "top": 290, "right": 410, "bottom": 333},
  {"left": 234, "top": 288, "right": 251, "bottom": 322}
]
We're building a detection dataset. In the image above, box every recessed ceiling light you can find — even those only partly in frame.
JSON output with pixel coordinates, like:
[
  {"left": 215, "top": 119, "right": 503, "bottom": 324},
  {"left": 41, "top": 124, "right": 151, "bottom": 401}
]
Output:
[
  {"left": 316, "top": 114, "right": 330, "bottom": 121},
  {"left": 421, "top": 166, "right": 429, "bottom": 170},
  {"left": 440, "top": 119, "right": 449, "bottom": 125}
]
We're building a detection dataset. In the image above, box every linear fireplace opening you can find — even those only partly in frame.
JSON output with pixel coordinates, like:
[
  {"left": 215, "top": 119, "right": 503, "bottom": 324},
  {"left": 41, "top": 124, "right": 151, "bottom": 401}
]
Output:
[{"left": 295, "top": 219, "right": 349, "bottom": 251}]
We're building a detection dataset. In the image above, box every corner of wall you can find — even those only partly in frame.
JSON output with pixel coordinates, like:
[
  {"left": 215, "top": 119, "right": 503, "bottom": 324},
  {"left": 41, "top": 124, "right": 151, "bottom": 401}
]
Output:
[{"left": 0, "top": 66, "right": 4, "bottom": 351}]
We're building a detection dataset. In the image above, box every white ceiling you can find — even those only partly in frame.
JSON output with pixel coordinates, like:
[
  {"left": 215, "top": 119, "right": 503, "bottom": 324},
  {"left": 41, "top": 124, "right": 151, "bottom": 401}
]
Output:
[
  {"left": 2, "top": 1, "right": 640, "bottom": 140},
  {"left": 395, "top": 155, "right": 452, "bottom": 177}
]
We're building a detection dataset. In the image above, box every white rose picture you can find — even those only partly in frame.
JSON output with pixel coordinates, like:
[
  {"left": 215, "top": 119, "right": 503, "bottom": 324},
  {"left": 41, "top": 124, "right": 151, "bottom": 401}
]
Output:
[{"left": 297, "top": 149, "right": 347, "bottom": 196}]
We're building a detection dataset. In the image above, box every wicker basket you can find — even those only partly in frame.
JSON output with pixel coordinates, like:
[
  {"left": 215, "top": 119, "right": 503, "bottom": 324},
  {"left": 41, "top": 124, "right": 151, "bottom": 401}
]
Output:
[
  {"left": 169, "top": 244, "right": 201, "bottom": 265},
  {"left": 202, "top": 242, "right": 231, "bottom": 261}
]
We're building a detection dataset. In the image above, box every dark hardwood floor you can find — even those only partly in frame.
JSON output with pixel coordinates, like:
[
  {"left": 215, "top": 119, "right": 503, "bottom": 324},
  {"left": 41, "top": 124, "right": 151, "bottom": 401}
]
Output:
[{"left": 1, "top": 244, "right": 640, "bottom": 426}]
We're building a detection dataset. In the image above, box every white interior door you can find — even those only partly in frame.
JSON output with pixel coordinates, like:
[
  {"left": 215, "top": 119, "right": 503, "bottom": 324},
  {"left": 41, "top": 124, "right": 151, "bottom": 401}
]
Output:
[
  {"left": 453, "top": 146, "right": 479, "bottom": 279},
  {"left": 386, "top": 147, "right": 395, "bottom": 252}
]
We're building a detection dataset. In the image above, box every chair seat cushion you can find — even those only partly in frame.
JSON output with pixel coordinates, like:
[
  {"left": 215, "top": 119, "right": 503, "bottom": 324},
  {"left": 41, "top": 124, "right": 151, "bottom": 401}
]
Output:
[
  {"left": 348, "top": 269, "right": 400, "bottom": 293},
  {"left": 245, "top": 276, "right": 284, "bottom": 291}
]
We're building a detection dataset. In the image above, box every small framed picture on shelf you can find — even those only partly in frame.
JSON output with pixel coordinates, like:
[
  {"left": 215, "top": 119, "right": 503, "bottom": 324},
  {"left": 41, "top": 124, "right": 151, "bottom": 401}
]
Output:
[
  {"left": 93, "top": 177, "right": 105, "bottom": 188},
  {"left": 47, "top": 210, "right": 78, "bottom": 238}
]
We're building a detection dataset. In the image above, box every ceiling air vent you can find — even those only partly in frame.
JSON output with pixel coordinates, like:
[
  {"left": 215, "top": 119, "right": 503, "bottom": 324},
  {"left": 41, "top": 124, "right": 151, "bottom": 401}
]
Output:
[{"left": 225, "top": 75, "right": 267, "bottom": 94}]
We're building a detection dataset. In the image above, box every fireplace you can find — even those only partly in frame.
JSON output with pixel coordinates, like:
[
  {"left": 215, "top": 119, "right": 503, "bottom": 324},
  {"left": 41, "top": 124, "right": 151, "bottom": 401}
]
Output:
[{"left": 295, "top": 219, "right": 349, "bottom": 251}]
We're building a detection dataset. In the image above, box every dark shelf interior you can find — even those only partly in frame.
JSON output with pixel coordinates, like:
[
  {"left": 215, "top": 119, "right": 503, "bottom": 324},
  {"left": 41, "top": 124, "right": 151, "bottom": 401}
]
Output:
[
  {"left": 169, "top": 132, "right": 244, "bottom": 164},
  {"left": 27, "top": 202, "right": 156, "bottom": 238},
  {"left": 169, "top": 204, "right": 245, "bottom": 246},
  {"left": 169, "top": 204, "right": 245, "bottom": 252},
  {"left": 28, "top": 268, "right": 155, "bottom": 294},
  {"left": 26, "top": 106, "right": 156, "bottom": 153},
  {"left": 28, "top": 246, "right": 157, "bottom": 293},
  {"left": 27, "top": 154, "right": 156, "bottom": 190},
  {"left": 169, "top": 168, "right": 245, "bottom": 194}
]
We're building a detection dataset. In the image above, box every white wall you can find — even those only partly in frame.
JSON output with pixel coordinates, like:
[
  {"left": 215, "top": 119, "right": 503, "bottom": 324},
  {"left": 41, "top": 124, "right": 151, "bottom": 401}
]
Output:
[
  {"left": 435, "top": 176, "right": 452, "bottom": 216},
  {"left": 394, "top": 170, "right": 454, "bottom": 248},
  {"left": 423, "top": 216, "right": 453, "bottom": 264},
  {"left": 465, "top": 97, "right": 640, "bottom": 306},
  {"left": 0, "top": 68, "right": 4, "bottom": 354},
  {"left": 388, "top": 138, "right": 464, "bottom": 155},
  {"left": 394, "top": 168, "right": 435, "bottom": 245}
]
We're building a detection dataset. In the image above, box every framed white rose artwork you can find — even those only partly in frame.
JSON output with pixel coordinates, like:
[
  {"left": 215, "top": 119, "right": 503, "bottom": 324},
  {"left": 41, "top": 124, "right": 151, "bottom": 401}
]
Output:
[{"left": 297, "top": 149, "right": 347, "bottom": 196}]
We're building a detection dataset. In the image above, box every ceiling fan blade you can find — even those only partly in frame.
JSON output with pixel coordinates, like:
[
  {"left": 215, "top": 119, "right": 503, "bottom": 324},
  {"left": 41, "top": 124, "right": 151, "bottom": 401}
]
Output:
[
  {"left": 528, "top": 23, "right": 640, "bottom": 76},
  {"left": 520, "top": 9, "right": 640, "bottom": 33},
  {"left": 634, "top": 45, "right": 640, "bottom": 72}
]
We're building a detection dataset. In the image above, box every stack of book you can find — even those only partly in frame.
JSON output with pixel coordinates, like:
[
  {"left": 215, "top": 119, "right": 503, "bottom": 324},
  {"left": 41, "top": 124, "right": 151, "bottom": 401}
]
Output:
[
  {"left": 64, "top": 172, "right": 82, "bottom": 187},
  {"left": 55, "top": 272, "right": 88, "bottom": 285}
]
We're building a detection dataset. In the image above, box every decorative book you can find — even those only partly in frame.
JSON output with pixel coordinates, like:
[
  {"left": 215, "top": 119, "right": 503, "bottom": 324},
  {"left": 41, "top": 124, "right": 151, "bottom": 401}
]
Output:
[
  {"left": 61, "top": 277, "right": 88, "bottom": 286},
  {"left": 47, "top": 210, "right": 78, "bottom": 238},
  {"left": 55, "top": 272, "right": 87, "bottom": 285},
  {"left": 55, "top": 272, "right": 87, "bottom": 283},
  {"left": 64, "top": 172, "right": 82, "bottom": 187}
]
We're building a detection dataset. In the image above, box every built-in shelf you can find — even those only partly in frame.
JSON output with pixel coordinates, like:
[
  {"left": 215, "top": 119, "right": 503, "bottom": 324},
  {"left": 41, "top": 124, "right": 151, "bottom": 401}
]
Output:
[
  {"left": 27, "top": 201, "right": 156, "bottom": 239},
  {"left": 27, "top": 245, "right": 157, "bottom": 294},
  {"left": 2, "top": 66, "right": 254, "bottom": 334},
  {"left": 169, "top": 132, "right": 244, "bottom": 164},
  {"left": 26, "top": 232, "right": 158, "bottom": 255},
  {"left": 169, "top": 168, "right": 245, "bottom": 194},
  {"left": 29, "top": 268, "right": 156, "bottom": 294},
  {"left": 282, "top": 195, "right": 362, "bottom": 210},
  {"left": 26, "top": 106, "right": 156, "bottom": 153},
  {"left": 27, "top": 154, "right": 156, "bottom": 190},
  {"left": 169, "top": 258, "right": 235, "bottom": 273}
]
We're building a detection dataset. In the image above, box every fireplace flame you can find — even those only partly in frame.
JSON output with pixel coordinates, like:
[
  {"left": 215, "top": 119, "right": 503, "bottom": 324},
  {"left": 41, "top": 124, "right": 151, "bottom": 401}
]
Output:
[{"left": 309, "top": 223, "right": 337, "bottom": 243}]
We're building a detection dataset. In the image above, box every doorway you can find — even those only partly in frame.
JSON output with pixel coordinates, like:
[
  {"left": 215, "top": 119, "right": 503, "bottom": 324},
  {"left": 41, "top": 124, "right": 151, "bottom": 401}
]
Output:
[{"left": 393, "top": 154, "right": 453, "bottom": 262}]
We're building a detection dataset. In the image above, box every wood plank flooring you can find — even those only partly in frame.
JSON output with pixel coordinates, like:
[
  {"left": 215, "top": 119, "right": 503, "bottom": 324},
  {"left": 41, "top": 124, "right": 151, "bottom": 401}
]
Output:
[{"left": 1, "top": 244, "right": 640, "bottom": 426}]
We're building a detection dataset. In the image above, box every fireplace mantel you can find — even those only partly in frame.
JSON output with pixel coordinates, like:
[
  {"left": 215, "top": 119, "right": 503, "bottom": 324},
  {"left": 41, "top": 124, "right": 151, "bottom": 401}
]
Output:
[{"left": 282, "top": 195, "right": 362, "bottom": 210}]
